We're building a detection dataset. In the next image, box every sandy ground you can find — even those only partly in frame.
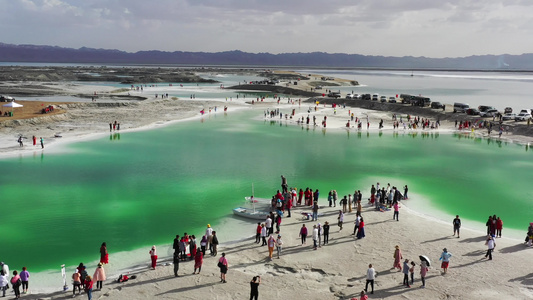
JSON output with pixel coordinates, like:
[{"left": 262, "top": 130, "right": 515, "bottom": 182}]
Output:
[{"left": 2, "top": 80, "right": 533, "bottom": 300}]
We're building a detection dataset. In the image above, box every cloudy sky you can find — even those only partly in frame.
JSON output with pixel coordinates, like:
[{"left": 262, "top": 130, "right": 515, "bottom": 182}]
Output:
[{"left": 1, "top": 0, "right": 530, "bottom": 58}]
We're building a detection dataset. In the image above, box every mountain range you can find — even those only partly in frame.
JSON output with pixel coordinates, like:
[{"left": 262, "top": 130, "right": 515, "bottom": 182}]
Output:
[{"left": 0, "top": 42, "right": 532, "bottom": 70}]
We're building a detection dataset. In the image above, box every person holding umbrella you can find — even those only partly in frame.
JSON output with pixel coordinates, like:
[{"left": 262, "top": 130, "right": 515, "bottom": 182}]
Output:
[
  {"left": 419, "top": 255, "right": 430, "bottom": 288},
  {"left": 439, "top": 248, "right": 452, "bottom": 274}
]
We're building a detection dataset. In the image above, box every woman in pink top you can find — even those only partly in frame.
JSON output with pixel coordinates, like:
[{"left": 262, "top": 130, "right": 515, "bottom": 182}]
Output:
[
  {"left": 420, "top": 260, "right": 428, "bottom": 287},
  {"left": 218, "top": 253, "right": 228, "bottom": 283}
]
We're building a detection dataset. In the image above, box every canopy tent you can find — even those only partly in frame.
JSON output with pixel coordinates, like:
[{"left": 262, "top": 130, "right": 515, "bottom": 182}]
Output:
[{"left": 2, "top": 101, "right": 23, "bottom": 116}]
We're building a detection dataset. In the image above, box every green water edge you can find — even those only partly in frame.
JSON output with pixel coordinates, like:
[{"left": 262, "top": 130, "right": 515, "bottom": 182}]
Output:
[{"left": 0, "top": 108, "right": 532, "bottom": 273}]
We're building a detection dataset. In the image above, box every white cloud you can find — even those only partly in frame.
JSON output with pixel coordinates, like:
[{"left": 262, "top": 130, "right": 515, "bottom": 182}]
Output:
[{"left": 0, "top": 0, "right": 531, "bottom": 58}]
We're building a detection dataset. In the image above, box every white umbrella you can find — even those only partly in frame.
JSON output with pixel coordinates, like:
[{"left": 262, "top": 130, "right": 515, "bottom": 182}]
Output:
[{"left": 2, "top": 101, "right": 23, "bottom": 115}]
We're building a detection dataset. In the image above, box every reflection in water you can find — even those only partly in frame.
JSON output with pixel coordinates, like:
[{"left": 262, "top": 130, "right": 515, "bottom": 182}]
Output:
[{"left": 109, "top": 133, "right": 121, "bottom": 141}]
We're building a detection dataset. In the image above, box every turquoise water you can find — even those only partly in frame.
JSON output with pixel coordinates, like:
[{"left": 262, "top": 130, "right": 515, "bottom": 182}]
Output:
[{"left": 1, "top": 109, "right": 532, "bottom": 272}]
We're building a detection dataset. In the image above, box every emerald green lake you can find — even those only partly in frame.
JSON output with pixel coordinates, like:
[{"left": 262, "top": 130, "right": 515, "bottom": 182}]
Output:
[{"left": 1, "top": 109, "right": 532, "bottom": 272}]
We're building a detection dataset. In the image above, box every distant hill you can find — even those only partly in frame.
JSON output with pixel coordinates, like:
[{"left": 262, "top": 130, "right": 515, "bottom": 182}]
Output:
[{"left": 0, "top": 42, "right": 532, "bottom": 70}]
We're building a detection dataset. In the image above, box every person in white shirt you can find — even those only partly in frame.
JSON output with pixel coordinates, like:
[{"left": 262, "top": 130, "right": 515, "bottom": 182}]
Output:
[
  {"left": 205, "top": 224, "right": 213, "bottom": 254},
  {"left": 365, "top": 264, "right": 375, "bottom": 294},
  {"left": 276, "top": 235, "right": 283, "bottom": 258},
  {"left": 265, "top": 216, "right": 273, "bottom": 236},
  {"left": 485, "top": 235, "right": 496, "bottom": 260},
  {"left": 312, "top": 225, "right": 319, "bottom": 250}
]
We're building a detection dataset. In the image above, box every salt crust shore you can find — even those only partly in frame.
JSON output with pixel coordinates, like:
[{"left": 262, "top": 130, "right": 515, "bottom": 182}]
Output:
[{"left": 3, "top": 83, "right": 533, "bottom": 300}]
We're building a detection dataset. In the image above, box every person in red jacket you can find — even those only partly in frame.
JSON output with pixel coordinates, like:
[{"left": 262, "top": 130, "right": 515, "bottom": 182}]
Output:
[{"left": 496, "top": 217, "right": 503, "bottom": 238}]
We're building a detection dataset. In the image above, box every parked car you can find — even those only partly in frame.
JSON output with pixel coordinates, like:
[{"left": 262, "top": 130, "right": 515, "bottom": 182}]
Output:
[
  {"left": 328, "top": 92, "right": 341, "bottom": 98},
  {"left": 380, "top": 96, "right": 387, "bottom": 102},
  {"left": 346, "top": 93, "right": 355, "bottom": 99},
  {"left": 502, "top": 113, "right": 516, "bottom": 121},
  {"left": 504, "top": 107, "right": 513, "bottom": 114},
  {"left": 353, "top": 94, "right": 362, "bottom": 100},
  {"left": 479, "top": 109, "right": 499, "bottom": 117},
  {"left": 0, "top": 95, "right": 14, "bottom": 102},
  {"left": 389, "top": 96, "right": 396, "bottom": 102},
  {"left": 453, "top": 102, "right": 469, "bottom": 113},
  {"left": 372, "top": 94, "right": 379, "bottom": 101},
  {"left": 466, "top": 108, "right": 480, "bottom": 115},
  {"left": 431, "top": 102, "right": 444, "bottom": 109},
  {"left": 478, "top": 105, "right": 496, "bottom": 113},
  {"left": 361, "top": 94, "right": 371, "bottom": 100},
  {"left": 315, "top": 85, "right": 323, "bottom": 90},
  {"left": 516, "top": 112, "right": 532, "bottom": 121}
]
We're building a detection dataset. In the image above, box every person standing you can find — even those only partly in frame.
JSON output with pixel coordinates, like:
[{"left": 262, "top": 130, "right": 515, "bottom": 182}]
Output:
[
  {"left": 420, "top": 260, "right": 428, "bottom": 288},
  {"left": 206, "top": 224, "right": 214, "bottom": 255},
  {"left": 439, "top": 248, "right": 452, "bottom": 274},
  {"left": 20, "top": 267, "right": 29, "bottom": 294},
  {"left": 402, "top": 259, "right": 410, "bottom": 287},
  {"left": 364, "top": 264, "right": 375, "bottom": 294},
  {"left": 260, "top": 224, "right": 267, "bottom": 246},
  {"left": 299, "top": 224, "right": 308, "bottom": 245},
  {"left": 484, "top": 235, "right": 496, "bottom": 260},
  {"left": 323, "top": 221, "right": 330, "bottom": 245},
  {"left": 250, "top": 276, "right": 261, "bottom": 300},
  {"left": 393, "top": 245, "right": 403, "bottom": 271},
  {"left": 404, "top": 185, "right": 409, "bottom": 199},
  {"left": 341, "top": 196, "right": 348, "bottom": 213},
  {"left": 281, "top": 175, "right": 288, "bottom": 193},
  {"left": 193, "top": 247, "right": 203, "bottom": 274},
  {"left": 357, "top": 217, "right": 366, "bottom": 239},
  {"left": 92, "top": 263, "right": 106, "bottom": 290},
  {"left": 200, "top": 235, "right": 207, "bottom": 255},
  {"left": 338, "top": 210, "right": 344, "bottom": 231},
  {"left": 149, "top": 245, "right": 157, "bottom": 269},
  {"left": 40, "top": 137, "right": 44, "bottom": 149},
  {"left": 333, "top": 190, "right": 338, "bottom": 207},
  {"left": 32, "top": 135, "right": 36, "bottom": 146},
  {"left": 173, "top": 252, "right": 180, "bottom": 277},
  {"left": 255, "top": 223, "right": 262, "bottom": 244},
  {"left": 453, "top": 215, "right": 461, "bottom": 238},
  {"left": 83, "top": 275, "right": 93, "bottom": 300},
  {"left": 218, "top": 253, "right": 228, "bottom": 283},
  {"left": 11, "top": 270, "right": 21, "bottom": 299},
  {"left": 496, "top": 217, "right": 503, "bottom": 238},
  {"left": 312, "top": 225, "right": 319, "bottom": 250},
  {"left": 100, "top": 242, "right": 109, "bottom": 264},
  {"left": 173, "top": 235, "right": 180, "bottom": 254},
  {"left": 393, "top": 201, "right": 400, "bottom": 221},
  {"left": 328, "top": 191, "right": 333, "bottom": 207},
  {"left": 276, "top": 234, "right": 283, "bottom": 258},
  {"left": 312, "top": 201, "right": 319, "bottom": 221},
  {"left": 211, "top": 231, "right": 219, "bottom": 256},
  {"left": 409, "top": 261, "right": 416, "bottom": 286},
  {"left": 313, "top": 189, "right": 319, "bottom": 203},
  {"left": 0, "top": 271, "right": 8, "bottom": 297},
  {"left": 267, "top": 235, "right": 275, "bottom": 260},
  {"left": 265, "top": 216, "right": 273, "bottom": 236}
]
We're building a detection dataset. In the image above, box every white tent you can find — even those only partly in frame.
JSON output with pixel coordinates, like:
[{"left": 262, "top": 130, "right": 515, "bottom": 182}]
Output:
[
  {"left": 2, "top": 101, "right": 23, "bottom": 116},
  {"left": 2, "top": 101, "right": 23, "bottom": 108}
]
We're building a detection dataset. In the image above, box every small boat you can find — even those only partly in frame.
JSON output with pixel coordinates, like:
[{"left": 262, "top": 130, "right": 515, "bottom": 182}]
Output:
[
  {"left": 245, "top": 196, "right": 271, "bottom": 204},
  {"left": 232, "top": 207, "right": 270, "bottom": 220}
]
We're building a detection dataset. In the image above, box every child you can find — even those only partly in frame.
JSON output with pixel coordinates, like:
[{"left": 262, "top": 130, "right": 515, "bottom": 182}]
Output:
[{"left": 409, "top": 261, "right": 416, "bottom": 285}]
